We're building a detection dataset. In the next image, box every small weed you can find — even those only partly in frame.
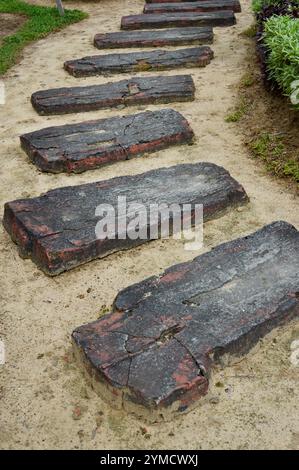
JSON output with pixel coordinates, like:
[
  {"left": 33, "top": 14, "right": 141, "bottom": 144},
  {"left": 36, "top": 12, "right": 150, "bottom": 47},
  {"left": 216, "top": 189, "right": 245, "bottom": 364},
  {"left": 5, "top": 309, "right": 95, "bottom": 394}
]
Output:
[
  {"left": 225, "top": 99, "right": 249, "bottom": 123},
  {"left": 241, "top": 73, "right": 255, "bottom": 87},
  {"left": 250, "top": 133, "right": 272, "bottom": 158},
  {"left": 241, "top": 23, "right": 257, "bottom": 38},
  {"left": 98, "top": 305, "right": 111, "bottom": 317},
  {"left": 283, "top": 160, "right": 299, "bottom": 181},
  {"left": 215, "top": 381, "right": 224, "bottom": 388},
  {"left": 225, "top": 111, "right": 242, "bottom": 123}
]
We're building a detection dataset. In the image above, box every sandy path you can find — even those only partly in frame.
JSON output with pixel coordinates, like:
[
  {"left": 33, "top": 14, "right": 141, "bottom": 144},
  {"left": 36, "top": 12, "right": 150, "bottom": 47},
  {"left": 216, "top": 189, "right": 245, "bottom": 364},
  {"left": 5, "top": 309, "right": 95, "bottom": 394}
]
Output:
[{"left": 0, "top": 0, "right": 298, "bottom": 450}]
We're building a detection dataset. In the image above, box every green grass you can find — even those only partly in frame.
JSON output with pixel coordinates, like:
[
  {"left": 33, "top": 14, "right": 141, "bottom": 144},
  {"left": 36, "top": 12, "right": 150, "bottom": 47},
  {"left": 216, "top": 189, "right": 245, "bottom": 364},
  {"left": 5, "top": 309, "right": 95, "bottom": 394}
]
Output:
[
  {"left": 225, "top": 98, "right": 250, "bottom": 123},
  {"left": 250, "top": 133, "right": 299, "bottom": 182},
  {"left": 0, "top": 0, "right": 88, "bottom": 75}
]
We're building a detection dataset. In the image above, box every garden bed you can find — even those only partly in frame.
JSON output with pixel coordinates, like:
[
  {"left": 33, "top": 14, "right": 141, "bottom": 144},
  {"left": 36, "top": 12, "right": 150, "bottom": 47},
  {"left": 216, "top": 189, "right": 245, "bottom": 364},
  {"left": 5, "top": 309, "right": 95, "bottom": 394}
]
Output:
[
  {"left": 0, "top": 0, "right": 88, "bottom": 75},
  {"left": 225, "top": 1, "right": 299, "bottom": 187}
]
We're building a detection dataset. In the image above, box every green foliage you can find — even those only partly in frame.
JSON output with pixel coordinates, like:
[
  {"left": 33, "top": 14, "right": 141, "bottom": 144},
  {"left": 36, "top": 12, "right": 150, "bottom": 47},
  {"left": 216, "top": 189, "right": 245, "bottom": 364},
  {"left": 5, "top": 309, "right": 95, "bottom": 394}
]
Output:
[
  {"left": 250, "top": 133, "right": 278, "bottom": 157},
  {"left": 263, "top": 15, "right": 299, "bottom": 108},
  {"left": 253, "top": 0, "right": 274, "bottom": 13},
  {"left": 0, "top": 0, "right": 88, "bottom": 75},
  {"left": 252, "top": 0, "right": 299, "bottom": 13},
  {"left": 283, "top": 160, "right": 299, "bottom": 180}
]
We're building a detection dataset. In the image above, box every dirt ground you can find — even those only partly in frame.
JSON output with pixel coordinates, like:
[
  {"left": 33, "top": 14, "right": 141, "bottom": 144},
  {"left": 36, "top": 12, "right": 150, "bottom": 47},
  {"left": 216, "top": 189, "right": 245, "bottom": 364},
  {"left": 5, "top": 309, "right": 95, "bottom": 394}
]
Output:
[
  {"left": 0, "top": 13, "right": 27, "bottom": 45},
  {"left": 0, "top": 0, "right": 298, "bottom": 450}
]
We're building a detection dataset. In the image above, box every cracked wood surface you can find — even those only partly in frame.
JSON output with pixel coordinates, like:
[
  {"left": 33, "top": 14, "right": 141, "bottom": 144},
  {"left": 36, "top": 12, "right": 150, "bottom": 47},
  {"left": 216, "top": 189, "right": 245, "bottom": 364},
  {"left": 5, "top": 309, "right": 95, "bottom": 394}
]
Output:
[
  {"left": 121, "top": 11, "right": 236, "bottom": 30},
  {"left": 3, "top": 162, "right": 248, "bottom": 276},
  {"left": 64, "top": 46, "right": 213, "bottom": 77},
  {"left": 94, "top": 27, "right": 213, "bottom": 49},
  {"left": 31, "top": 75, "right": 195, "bottom": 115},
  {"left": 72, "top": 221, "right": 299, "bottom": 418},
  {"left": 144, "top": 1, "right": 241, "bottom": 14},
  {"left": 19, "top": 109, "right": 194, "bottom": 173}
]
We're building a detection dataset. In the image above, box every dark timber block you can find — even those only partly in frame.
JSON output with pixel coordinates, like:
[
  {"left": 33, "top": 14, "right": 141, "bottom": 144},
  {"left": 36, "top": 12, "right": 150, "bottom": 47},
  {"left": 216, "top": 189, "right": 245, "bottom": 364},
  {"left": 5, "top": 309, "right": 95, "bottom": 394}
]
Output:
[
  {"left": 94, "top": 27, "right": 213, "bottom": 49},
  {"left": 19, "top": 109, "right": 194, "bottom": 173},
  {"left": 31, "top": 75, "right": 195, "bottom": 115},
  {"left": 72, "top": 221, "right": 299, "bottom": 419},
  {"left": 121, "top": 11, "right": 236, "bottom": 30},
  {"left": 64, "top": 46, "right": 213, "bottom": 77},
  {"left": 144, "top": 1, "right": 241, "bottom": 14},
  {"left": 146, "top": 0, "right": 234, "bottom": 2},
  {"left": 3, "top": 163, "right": 248, "bottom": 276}
]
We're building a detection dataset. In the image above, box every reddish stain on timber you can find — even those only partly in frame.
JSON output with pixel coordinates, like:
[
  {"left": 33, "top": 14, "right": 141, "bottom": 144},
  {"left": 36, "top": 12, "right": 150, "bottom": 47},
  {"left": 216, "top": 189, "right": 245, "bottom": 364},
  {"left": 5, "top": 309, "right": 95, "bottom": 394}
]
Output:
[
  {"left": 172, "top": 355, "right": 196, "bottom": 386},
  {"left": 96, "top": 311, "right": 124, "bottom": 330},
  {"left": 160, "top": 266, "right": 189, "bottom": 283}
]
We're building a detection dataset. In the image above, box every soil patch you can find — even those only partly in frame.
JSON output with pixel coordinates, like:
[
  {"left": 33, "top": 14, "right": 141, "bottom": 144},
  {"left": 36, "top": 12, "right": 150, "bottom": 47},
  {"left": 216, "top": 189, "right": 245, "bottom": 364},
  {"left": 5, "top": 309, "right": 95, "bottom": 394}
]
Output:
[{"left": 0, "top": 13, "right": 27, "bottom": 45}]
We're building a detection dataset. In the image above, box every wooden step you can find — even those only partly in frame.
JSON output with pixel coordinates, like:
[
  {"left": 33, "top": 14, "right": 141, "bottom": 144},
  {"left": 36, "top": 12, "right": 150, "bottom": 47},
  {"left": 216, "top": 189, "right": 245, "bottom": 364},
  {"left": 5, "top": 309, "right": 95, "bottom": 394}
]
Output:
[
  {"left": 71, "top": 221, "right": 299, "bottom": 419},
  {"left": 121, "top": 11, "right": 236, "bottom": 30},
  {"left": 146, "top": 0, "right": 233, "bottom": 3},
  {"left": 64, "top": 46, "right": 213, "bottom": 77},
  {"left": 94, "top": 27, "right": 213, "bottom": 49},
  {"left": 3, "top": 162, "right": 248, "bottom": 275},
  {"left": 31, "top": 75, "right": 195, "bottom": 115},
  {"left": 20, "top": 109, "right": 194, "bottom": 173},
  {"left": 144, "top": 1, "right": 241, "bottom": 14}
]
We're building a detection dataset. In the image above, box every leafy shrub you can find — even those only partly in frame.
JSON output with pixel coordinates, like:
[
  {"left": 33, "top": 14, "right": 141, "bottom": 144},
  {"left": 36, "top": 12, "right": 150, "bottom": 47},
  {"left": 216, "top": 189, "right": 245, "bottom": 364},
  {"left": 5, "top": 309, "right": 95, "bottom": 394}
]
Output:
[
  {"left": 253, "top": 0, "right": 299, "bottom": 15},
  {"left": 263, "top": 15, "right": 299, "bottom": 107},
  {"left": 252, "top": 0, "right": 299, "bottom": 103},
  {"left": 253, "top": 0, "right": 298, "bottom": 26}
]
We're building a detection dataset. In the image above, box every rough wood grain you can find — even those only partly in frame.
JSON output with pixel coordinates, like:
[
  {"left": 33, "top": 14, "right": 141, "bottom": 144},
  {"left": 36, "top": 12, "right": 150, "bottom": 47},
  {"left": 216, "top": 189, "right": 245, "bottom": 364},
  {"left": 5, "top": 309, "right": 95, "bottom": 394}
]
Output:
[
  {"left": 19, "top": 109, "right": 194, "bottom": 174},
  {"left": 146, "top": 0, "right": 234, "bottom": 2},
  {"left": 31, "top": 75, "right": 195, "bottom": 115},
  {"left": 121, "top": 11, "right": 236, "bottom": 30},
  {"left": 72, "top": 221, "right": 299, "bottom": 419},
  {"left": 3, "top": 163, "right": 248, "bottom": 275},
  {"left": 64, "top": 46, "right": 213, "bottom": 77},
  {"left": 144, "top": 1, "right": 241, "bottom": 14},
  {"left": 94, "top": 27, "right": 213, "bottom": 49}
]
